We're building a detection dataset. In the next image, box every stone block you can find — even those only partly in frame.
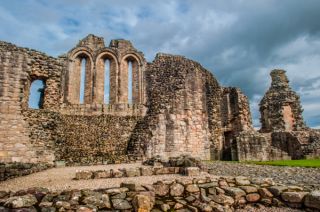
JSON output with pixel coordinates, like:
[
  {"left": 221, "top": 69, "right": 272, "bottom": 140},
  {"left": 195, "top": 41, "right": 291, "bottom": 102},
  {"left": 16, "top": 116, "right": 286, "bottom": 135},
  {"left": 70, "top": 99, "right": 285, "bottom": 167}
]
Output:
[
  {"left": 268, "top": 186, "right": 287, "bottom": 196},
  {"left": 170, "top": 183, "right": 184, "bottom": 196},
  {"left": 111, "top": 199, "right": 132, "bottom": 210},
  {"left": 93, "top": 170, "right": 111, "bottom": 179},
  {"left": 125, "top": 168, "right": 140, "bottom": 177},
  {"left": 258, "top": 188, "right": 273, "bottom": 198},
  {"left": 153, "top": 181, "right": 169, "bottom": 196},
  {"left": 209, "top": 194, "right": 234, "bottom": 205},
  {"left": 185, "top": 167, "right": 200, "bottom": 176},
  {"left": 239, "top": 186, "right": 258, "bottom": 194},
  {"left": 223, "top": 187, "right": 246, "bottom": 199},
  {"left": 75, "top": 171, "right": 93, "bottom": 180},
  {"left": 140, "top": 167, "right": 153, "bottom": 176},
  {"left": 132, "top": 194, "right": 154, "bottom": 212},
  {"left": 246, "top": 193, "right": 260, "bottom": 202},
  {"left": 185, "top": 184, "right": 200, "bottom": 193},
  {"left": 120, "top": 181, "right": 137, "bottom": 191},
  {"left": 235, "top": 176, "right": 250, "bottom": 186},
  {"left": 304, "top": 190, "right": 320, "bottom": 210},
  {"left": 111, "top": 169, "right": 124, "bottom": 178},
  {"left": 281, "top": 192, "right": 308, "bottom": 203}
]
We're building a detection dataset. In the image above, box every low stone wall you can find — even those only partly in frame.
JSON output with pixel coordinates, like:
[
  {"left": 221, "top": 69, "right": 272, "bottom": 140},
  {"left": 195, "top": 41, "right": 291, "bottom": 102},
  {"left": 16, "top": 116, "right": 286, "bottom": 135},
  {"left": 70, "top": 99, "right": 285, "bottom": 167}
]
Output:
[
  {"left": 0, "top": 176, "right": 319, "bottom": 211},
  {"left": 235, "top": 130, "right": 320, "bottom": 161},
  {"left": 0, "top": 162, "right": 52, "bottom": 181},
  {"left": 74, "top": 167, "right": 200, "bottom": 180}
]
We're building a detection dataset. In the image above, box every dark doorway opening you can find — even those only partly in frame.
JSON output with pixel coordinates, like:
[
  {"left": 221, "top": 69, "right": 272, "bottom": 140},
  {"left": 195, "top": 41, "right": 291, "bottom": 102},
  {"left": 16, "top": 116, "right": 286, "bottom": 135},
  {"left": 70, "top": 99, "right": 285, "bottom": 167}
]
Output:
[{"left": 222, "top": 131, "right": 233, "bottom": 161}]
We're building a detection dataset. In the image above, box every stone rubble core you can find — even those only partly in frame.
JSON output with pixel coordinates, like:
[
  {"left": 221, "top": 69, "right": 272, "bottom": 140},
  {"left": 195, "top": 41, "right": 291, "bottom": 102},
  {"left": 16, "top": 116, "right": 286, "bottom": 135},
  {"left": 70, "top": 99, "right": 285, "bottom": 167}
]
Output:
[
  {"left": 0, "top": 176, "right": 320, "bottom": 211},
  {"left": 0, "top": 34, "right": 320, "bottom": 165}
]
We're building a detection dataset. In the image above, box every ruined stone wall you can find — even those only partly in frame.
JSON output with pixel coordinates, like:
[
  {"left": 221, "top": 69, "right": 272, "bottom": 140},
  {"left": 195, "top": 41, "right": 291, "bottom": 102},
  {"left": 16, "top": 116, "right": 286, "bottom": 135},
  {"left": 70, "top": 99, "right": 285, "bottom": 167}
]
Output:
[
  {"left": 235, "top": 132, "right": 272, "bottom": 161},
  {"left": 235, "top": 130, "right": 320, "bottom": 161},
  {"left": 65, "top": 34, "right": 147, "bottom": 107},
  {"left": 19, "top": 109, "right": 141, "bottom": 165},
  {"left": 234, "top": 69, "right": 320, "bottom": 161},
  {"left": 128, "top": 54, "right": 223, "bottom": 160},
  {"left": 0, "top": 38, "right": 147, "bottom": 164},
  {"left": 221, "top": 87, "right": 253, "bottom": 133},
  {"left": 55, "top": 114, "right": 140, "bottom": 165},
  {"left": 22, "top": 110, "right": 59, "bottom": 163},
  {"left": 271, "top": 130, "right": 320, "bottom": 160},
  {"left": 0, "top": 41, "right": 62, "bottom": 163},
  {"left": 220, "top": 87, "right": 253, "bottom": 160}
]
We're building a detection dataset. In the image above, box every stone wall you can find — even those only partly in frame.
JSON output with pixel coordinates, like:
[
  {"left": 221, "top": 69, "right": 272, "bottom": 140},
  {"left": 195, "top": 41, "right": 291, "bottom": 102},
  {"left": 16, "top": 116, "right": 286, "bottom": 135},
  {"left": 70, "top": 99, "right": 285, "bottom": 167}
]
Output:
[
  {"left": 1, "top": 176, "right": 320, "bottom": 211},
  {"left": 235, "top": 128, "right": 320, "bottom": 161},
  {"left": 54, "top": 114, "right": 140, "bottom": 165},
  {"left": 235, "top": 132, "right": 272, "bottom": 161},
  {"left": 271, "top": 130, "right": 320, "bottom": 160},
  {"left": 0, "top": 162, "right": 52, "bottom": 181},
  {"left": 221, "top": 87, "right": 253, "bottom": 133},
  {"left": 127, "top": 54, "right": 223, "bottom": 160},
  {"left": 21, "top": 110, "right": 141, "bottom": 166},
  {"left": 221, "top": 87, "right": 254, "bottom": 160},
  {"left": 0, "top": 36, "right": 147, "bottom": 164},
  {"left": 0, "top": 41, "right": 62, "bottom": 163}
]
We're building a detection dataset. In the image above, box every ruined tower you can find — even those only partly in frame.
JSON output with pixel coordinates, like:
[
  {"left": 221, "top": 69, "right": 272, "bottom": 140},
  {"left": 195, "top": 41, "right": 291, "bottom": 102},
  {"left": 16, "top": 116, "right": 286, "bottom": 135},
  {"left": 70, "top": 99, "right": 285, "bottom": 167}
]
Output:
[{"left": 259, "top": 69, "right": 306, "bottom": 132}]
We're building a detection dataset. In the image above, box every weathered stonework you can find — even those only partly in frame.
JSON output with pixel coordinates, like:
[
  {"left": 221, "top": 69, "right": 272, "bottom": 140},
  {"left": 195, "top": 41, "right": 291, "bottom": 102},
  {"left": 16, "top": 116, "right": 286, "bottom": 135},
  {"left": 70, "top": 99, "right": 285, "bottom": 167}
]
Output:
[
  {"left": 235, "top": 70, "right": 320, "bottom": 161},
  {"left": 127, "top": 54, "right": 223, "bottom": 160},
  {"left": 0, "top": 35, "right": 319, "bottom": 164},
  {"left": 260, "top": 69, "right": 306, "bottom": 132}
]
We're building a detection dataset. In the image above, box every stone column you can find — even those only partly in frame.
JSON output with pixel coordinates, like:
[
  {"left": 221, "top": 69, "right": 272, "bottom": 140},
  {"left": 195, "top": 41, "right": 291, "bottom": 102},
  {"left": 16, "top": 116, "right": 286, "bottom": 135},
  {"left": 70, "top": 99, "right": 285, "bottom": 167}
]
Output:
[{"left": 84, "top": 58, "right": 93, "bottom": 104}]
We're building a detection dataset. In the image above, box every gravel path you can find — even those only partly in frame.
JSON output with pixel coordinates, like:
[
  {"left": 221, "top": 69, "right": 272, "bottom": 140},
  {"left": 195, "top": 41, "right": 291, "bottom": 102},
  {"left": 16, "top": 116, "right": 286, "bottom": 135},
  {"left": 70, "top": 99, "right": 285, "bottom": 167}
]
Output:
[
  {"left": 1, "top": 161, "right": 320, "bottom": 193},
  {"left": 206, "top": 161, "right": 320, "bottom": 190},
  {"left": 0, "top": 163, "right": 198, "bottom": 192}
]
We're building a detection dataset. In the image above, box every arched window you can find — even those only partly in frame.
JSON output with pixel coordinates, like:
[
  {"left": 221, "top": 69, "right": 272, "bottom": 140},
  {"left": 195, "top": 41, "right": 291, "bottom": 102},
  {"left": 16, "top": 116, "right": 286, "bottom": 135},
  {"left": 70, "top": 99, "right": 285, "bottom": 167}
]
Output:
[
  {"left": 28, "top": 79, "right": 45, "bottom": 109},
  {"left": 104, "top": 59, "right": 110, "bottom": 104},
  {"left": 128, "top": 61, "right": 133, "bottom": 104},
  {"left": 79, "top": 58, "right": 86, "bottom": 104},
  {"left": 66, "top": 51, "right": 93, "bottom": 105}
]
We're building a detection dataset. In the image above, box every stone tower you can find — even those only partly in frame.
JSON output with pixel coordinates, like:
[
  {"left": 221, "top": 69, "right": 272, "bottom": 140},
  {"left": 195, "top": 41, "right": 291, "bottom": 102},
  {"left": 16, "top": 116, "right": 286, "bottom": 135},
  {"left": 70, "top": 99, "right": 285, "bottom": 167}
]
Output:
[{"left": 259, "top": 69, "right": 306, "bottom": 132}]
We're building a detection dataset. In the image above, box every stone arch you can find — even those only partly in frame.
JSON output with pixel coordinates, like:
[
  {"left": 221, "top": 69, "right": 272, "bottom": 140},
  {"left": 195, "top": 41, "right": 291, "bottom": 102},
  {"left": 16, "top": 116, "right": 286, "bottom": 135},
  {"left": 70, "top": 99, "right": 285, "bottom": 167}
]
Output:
[
  {"left": 120, "top": 53, "right": 143, "bottom": 104},
  {"left": 66, "top": 49, "right": 94, "bottom": 104},
  {"left": 95, "top": 50, "right": 118, "bottom": 104}
]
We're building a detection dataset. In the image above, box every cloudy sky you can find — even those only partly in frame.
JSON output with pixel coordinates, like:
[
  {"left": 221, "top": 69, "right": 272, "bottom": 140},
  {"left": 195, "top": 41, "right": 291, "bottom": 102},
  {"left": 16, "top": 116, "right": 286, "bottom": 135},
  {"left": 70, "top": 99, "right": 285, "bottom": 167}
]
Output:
[{"left": 1, "top": 0, "right": 320, "bottom": 128}]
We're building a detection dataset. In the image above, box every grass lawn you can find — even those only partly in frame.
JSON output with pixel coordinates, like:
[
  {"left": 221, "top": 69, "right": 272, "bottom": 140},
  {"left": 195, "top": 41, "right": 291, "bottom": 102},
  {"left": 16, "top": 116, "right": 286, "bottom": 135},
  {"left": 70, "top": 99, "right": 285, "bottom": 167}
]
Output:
[{"left": 246, "top": 159, "right": 320, "bottom": 168}]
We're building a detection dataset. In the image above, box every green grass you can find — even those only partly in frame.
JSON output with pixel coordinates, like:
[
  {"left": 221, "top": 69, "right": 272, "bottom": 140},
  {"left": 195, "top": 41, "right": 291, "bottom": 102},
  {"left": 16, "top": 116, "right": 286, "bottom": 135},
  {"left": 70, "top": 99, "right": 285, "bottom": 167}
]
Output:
[{"left": 245, "top": 159, "right": 320, "bottom": 168}]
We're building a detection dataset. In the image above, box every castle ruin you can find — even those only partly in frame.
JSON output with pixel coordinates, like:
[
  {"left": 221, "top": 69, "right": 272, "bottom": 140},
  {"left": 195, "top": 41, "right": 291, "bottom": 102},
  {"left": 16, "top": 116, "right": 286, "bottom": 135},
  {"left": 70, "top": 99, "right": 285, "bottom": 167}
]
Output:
[{"left": 0, "top": 34, "right": 319, "bottom": 165}]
